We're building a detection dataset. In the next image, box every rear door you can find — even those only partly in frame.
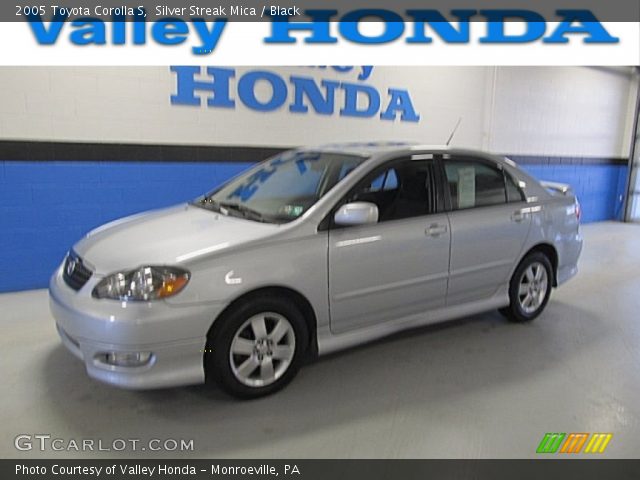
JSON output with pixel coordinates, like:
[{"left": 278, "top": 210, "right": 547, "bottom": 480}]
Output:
[
  {"left": 328, "top": 155, "right": 450, "bottom": 334},
  {"left": 441, "top": 155, "right": 532, "bottom": 305}
]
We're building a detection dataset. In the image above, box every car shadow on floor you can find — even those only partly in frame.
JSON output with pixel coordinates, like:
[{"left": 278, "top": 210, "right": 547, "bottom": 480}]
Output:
[{"left": 39, "top": 300, "right": 607, "bottom": 457}]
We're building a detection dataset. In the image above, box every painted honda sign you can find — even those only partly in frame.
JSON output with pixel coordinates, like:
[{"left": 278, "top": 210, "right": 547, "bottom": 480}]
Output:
[{"left": 170, "top": 66, "right": 421, "bottom": 122}]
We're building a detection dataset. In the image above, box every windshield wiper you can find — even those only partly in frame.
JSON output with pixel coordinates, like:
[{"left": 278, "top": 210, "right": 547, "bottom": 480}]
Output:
[
  {"left": 194, "top": 197, "right": 273, "bottom": 223},
  {"left": 217, "top": 202, "right": 270, "bottom": 223}
]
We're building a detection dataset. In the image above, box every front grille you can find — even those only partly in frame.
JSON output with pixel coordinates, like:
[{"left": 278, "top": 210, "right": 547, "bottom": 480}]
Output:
[{"left": 62, "top": 251, "right": 93, "bottom": 291}]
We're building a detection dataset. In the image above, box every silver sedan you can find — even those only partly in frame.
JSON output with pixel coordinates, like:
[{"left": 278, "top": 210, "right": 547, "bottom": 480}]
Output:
[{"left": 50, "top": 143, "right": 583, "bottom": 398}]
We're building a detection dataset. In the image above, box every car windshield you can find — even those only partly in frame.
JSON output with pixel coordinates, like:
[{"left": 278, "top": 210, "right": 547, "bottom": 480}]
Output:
[{"left": 194, "top": 150, "right": 367, "bottom": 223}]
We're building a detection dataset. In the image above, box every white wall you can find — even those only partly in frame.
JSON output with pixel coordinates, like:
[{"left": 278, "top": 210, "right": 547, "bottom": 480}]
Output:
[
  {"left": 489, "top": 67, "right": 637, "bottom": 157},
  {"left": 0, "top": 66, "right": 636, "bottom": 158}
]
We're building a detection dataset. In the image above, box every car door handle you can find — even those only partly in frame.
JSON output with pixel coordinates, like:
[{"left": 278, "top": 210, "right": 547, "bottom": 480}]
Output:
[{"left": 426, "top": 224, "right": 448, "bottom": 237}]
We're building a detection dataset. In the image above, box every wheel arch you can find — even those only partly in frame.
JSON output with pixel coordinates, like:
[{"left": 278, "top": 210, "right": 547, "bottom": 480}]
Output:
[
  {"left": 206, "top": 285, "right": 319, "bottom": 359},
  {"left": 520, "top": 243, "right": 559, "bottom": 287}
]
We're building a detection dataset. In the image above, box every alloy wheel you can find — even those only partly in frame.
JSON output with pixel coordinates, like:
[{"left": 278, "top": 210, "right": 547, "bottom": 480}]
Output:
[
  {"left": 229, "top": 312, "right": 296, "bottom": 388},
  {"left": 517, "top": 261, "right": 549, "bottom": 314}
]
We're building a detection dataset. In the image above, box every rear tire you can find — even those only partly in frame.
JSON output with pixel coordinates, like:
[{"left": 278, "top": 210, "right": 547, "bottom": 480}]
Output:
[
  {"left": 500, "top": 252, "right": 553, "bottom": 323},
  {"left": 204, "top": 296, "right": 308, "bottom": 399}
]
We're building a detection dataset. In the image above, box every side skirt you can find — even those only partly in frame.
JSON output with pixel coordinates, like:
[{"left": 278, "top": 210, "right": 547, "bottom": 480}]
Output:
[{"left": 317, "top": 287, "right": 509, "bottom": 356}]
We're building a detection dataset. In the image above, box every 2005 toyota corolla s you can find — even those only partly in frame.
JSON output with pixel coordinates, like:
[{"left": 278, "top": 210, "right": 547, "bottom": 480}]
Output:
[{"left": 50, "top": 143, "right": 583, "bottom": 398}]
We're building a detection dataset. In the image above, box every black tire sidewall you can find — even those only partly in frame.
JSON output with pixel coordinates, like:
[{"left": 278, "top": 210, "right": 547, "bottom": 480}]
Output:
[
  {"left": 507, "top": 252, "right": 553, "bottom": 322},
  {"left": 205, "top": 296, "right": 308, "bottom": 399}
]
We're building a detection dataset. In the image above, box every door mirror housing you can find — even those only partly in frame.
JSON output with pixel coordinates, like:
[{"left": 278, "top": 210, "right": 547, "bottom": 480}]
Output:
[{"left": 334, "top": 202, "right": 379, "bottom": 226}]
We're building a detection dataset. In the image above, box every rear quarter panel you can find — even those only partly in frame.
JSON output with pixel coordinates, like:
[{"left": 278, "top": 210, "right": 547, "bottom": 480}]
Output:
[
  {"left": 524, "top": 195, "right": 582, "bottom": 285},
  {"left": 505, "top": 163, "right": 582, "bottom": 285}
]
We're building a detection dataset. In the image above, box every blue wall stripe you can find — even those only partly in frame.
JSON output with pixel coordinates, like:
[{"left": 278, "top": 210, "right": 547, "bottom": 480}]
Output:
[
  {"left": 521, "top": 164, "right": 628, "bottom": 223},
  {"left": 0, "top": 159, "right": 629, "bottom": 293},
  {"left": 0, "top": 161, "right": 252, "bottom": 293}
]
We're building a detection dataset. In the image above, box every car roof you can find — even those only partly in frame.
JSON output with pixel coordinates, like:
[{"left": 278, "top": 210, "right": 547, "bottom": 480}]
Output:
[
  {"left": 298, "top": 142, "right": 515, "bottom": 167},
  {"left": 301, "top": 141, "right": 424, "bottom": 156}
]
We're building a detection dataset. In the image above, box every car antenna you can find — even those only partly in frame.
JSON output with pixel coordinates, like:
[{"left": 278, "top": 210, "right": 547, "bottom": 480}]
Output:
[{"left": 446, "top": 117, "right": 462, "bottom": 146}]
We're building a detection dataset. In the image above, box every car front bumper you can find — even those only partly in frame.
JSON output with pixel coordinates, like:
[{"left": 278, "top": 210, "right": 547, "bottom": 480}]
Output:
[{"left": 49, "top": 266, "right": 224, "bottom": 389}]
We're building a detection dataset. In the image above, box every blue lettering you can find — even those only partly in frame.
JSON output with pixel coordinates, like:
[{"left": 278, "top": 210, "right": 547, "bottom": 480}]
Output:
[
  {"left": 27, "top": 8, "right": 617, "bottom": 54},
  {"left": 151, "top": 19, "right": 189, "bottom": 46},
  {"left": 230, "top": 183, "right": 257, "bottom": 202},
  {"left": 544, "top": 10, "right": 619, "bottom": 43},
  {"left": 230, "top": 168, "right": 277, "bottom": 201},
  {"left": 133, "top": 9, "right": 146, "bottom": 44},
  {"left": 339, "top": 10, "right": 404, "bottom": 44},
  {"left": 170, "top": 66, "right": 235, "bottom": 108},
  {"left": 480, "top": 10, "right": 547, "bottom": 43},
  {"left": 69, "top": 19, "right": 106, "bottom": 45},
  {"left": 170, "top": 67, "right": 420, "bottom": 123},
  {"left": 358, "top": 66, "right": 374, "bottom": 81},
  {"left": 289, "top": 77, "right": 339, "bottom": 115},
  {"left": 238, "top": 71, "right": 287, "bottom": 111},
  {"left": 112, "top": 14, "right": 126, "bottom": 44},
  {"left": 380, "top": 89, "right": 420, "bottom": 122},
  {"left": 264, "top": 10, "right": 338, "bottom": 43},
  {"left": 191, "top": 19, "right": 227, "bottom": 54},
  {"left": 406, "top": 10, "right": 475, "bottom": 43},
  {"left": 26, "top": 12, "right": 68, "bottom": 44},
  {"left": 341, "top": 84, "right": 381, "bottom": 118}
]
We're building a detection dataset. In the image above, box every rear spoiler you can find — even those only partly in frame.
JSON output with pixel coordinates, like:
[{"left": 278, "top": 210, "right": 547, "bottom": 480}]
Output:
[{"left": 540, "top": 181, "right": 573, "bottom": 196}]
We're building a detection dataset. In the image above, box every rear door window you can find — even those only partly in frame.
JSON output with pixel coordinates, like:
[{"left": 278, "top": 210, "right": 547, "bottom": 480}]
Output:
[{"left": 443, "top": 158, "right": 508, "bottom": 210}]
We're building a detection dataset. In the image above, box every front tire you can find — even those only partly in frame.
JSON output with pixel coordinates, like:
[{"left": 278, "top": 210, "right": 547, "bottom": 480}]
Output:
[
  {"left": 205, "top": 296, "right": 308, "bottom": 399},
  {"left": 500, "top": 252, "right": 553, "bottom": 323}
]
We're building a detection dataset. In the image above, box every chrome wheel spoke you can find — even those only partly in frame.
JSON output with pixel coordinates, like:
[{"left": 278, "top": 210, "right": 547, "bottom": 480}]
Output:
[
  {"left": 269, "top": 318, "right": 289, "bottom": 343},
  {"left": 272, "top": 345, "right": 293, "bottom": 360},
  {"left": 231, "top": 337, "right": 254, "bottom": 356},
  {"left": 251, "top": 316, "right": 268, "bottom": 339},
  {"left": 540, "top": 279, "right": 548, "bottom": 293},
  {"left": 519, "top": 283, "right": 529, "bottom": 296},
  {"left": 525, "top": 267, "right": 535, "bottom": 283},
  {"left": 530, "top": 294, "right": 539, "bottom": 309},
  {"left": 534, "top": 266, "right": 543, "bottom": 281},
  {"left": 260, "top": 358, "right": 275, "bottom": 380},
  {"left": 237, "top": 356, "right": 260, "bottom": 378}
]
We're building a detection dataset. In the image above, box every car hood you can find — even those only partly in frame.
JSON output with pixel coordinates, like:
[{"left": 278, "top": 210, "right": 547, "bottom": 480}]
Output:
[{"left": 73, "top": 204, "right": 281, "bottom": 274}]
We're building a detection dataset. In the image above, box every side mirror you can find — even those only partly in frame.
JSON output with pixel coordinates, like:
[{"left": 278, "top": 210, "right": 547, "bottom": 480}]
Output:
[{"left": 334, "top": 202, "right": 379, "bottom": 226}]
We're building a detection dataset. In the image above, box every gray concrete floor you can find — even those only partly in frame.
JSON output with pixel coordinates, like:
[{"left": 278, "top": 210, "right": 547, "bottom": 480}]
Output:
[{"left": 1, "top": 222, "right": 639, "bottom": 459}]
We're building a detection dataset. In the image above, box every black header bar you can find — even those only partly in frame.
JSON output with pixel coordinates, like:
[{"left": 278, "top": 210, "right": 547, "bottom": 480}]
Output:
[{"left": 6, "top": 0, "right": 640, "bottom": 22}]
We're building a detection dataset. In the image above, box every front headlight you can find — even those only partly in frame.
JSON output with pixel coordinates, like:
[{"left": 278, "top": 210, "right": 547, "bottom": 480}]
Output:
[{"left": 92, "top": 266, "right": 190, "bottom": 301}]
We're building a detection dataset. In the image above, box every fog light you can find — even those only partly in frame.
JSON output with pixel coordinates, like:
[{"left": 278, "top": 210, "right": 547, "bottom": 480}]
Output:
[{"left": 101, "top": 351, "right": 153, "bottom": 367}]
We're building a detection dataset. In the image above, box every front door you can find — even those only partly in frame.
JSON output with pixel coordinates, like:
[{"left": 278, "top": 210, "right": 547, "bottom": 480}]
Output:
[{"left": 328, "top": 156, "right": 451, "bottom": 334}]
